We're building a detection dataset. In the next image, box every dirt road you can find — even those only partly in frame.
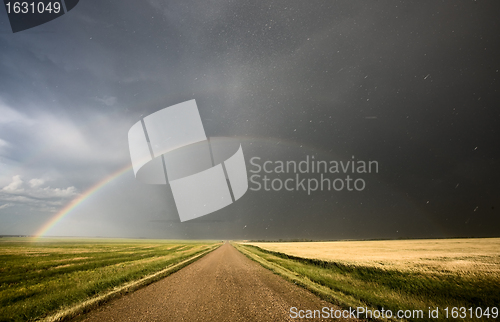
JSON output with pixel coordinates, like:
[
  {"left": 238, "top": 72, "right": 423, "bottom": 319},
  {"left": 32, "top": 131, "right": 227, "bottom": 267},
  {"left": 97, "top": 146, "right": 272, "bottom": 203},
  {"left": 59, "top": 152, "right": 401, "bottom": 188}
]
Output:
[{"left": 74, "top": 243, "right": 358, "bottom": 321}]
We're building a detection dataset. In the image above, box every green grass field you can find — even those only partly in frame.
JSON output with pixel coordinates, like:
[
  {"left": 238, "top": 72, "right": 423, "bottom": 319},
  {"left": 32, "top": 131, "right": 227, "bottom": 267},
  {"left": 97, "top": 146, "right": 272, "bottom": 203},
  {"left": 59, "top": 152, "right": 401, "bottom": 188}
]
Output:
[
  {"left": 0, "top": 238, "right": 220, "bottom": 322},
  {"left": 236, "top": 239, "right": 500, "bottom": 322}
]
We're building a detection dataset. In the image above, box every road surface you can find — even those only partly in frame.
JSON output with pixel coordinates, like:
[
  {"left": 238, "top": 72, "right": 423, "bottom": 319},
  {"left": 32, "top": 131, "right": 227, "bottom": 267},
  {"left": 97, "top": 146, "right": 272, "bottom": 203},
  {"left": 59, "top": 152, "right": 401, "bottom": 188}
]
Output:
[{"left": 74, "top": 243, "right": 359, "bottom": 321}]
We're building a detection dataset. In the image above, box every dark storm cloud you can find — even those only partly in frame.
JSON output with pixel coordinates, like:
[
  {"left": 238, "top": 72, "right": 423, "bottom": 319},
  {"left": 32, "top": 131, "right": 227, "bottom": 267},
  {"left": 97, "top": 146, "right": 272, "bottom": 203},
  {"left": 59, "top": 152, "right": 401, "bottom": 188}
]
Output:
[{"left": 0, "top": 0, "right": 498, "bottom": 239}]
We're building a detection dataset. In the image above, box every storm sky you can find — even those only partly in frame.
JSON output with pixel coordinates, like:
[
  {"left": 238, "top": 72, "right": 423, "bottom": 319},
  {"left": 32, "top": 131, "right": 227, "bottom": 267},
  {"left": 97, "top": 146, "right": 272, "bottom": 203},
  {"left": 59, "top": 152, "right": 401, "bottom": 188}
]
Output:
[{"left": 0, "top": 0, "right": 499, "bottom": 240}]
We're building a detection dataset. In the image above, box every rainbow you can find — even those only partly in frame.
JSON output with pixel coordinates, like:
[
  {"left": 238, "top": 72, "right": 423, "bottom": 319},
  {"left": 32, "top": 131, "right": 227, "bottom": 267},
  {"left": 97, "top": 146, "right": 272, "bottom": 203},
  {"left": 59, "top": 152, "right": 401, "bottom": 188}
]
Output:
[
  {"left": 30, "top": 135, "right": 447, "bottom": 240},
  {"left": 33, "top": 164, "right": 133, "bottom": 240}
]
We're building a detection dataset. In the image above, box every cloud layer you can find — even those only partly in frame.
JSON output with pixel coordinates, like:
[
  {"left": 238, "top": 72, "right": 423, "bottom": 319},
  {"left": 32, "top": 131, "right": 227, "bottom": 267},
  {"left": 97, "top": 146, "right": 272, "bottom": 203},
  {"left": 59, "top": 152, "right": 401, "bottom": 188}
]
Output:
[
  {"left": 0, "top": 0, "right": 498, "bottom": 239},
  {"left": 1, "top": 175, "right": 78, "bottom": 212}
]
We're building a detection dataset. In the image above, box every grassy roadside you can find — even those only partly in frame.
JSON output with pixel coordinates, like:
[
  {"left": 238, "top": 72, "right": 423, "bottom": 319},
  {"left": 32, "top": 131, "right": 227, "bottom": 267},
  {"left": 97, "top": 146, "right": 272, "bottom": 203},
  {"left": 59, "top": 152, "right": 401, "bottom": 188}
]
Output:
[
  {"left": 0, "top": 238, "right": 220, "bottom": 322},
  {"left": 234, "top": 243, "right": 499, "bottom": 322}
]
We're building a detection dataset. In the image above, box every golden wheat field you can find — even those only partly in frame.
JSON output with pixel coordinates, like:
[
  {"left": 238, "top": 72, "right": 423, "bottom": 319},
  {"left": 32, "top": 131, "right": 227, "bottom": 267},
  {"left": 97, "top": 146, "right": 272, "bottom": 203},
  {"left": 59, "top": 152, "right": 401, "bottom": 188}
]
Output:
[{"left": 247, "top": 238, "right": 500, "bottom": 275}]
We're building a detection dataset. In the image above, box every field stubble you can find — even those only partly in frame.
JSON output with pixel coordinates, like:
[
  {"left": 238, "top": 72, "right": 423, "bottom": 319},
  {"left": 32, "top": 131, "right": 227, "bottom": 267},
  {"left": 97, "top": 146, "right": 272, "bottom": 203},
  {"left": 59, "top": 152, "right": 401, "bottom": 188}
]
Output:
[
  {"left": 0, "top": 238, "right": 219, "bottom": 322},
  {"left": 247, "top": 238, "right": 500, "bottom": 276},
  {"left": 240, "top": 238, "right": 500, "bottom": 321}
]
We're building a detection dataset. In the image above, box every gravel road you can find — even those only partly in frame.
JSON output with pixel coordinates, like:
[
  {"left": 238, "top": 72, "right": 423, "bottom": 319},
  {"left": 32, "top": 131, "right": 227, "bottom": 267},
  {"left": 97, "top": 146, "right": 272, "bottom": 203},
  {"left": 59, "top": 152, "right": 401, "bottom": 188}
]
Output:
[{"left": 74, "top": 243, "right": 360, "bottom": 321}]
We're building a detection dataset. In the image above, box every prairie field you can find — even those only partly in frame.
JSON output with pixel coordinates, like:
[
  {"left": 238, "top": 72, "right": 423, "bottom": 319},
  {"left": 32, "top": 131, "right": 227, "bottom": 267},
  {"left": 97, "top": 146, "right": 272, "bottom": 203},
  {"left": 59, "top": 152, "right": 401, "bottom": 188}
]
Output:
[
  {"left": 247, "top": 238, "right": 500, "bottom": 275},
  {"left": 237, "top": 238, "right": 500, "bottom": 321},
  {"left": 0, "top": 238, "right": 219, "bottom": 322}
]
